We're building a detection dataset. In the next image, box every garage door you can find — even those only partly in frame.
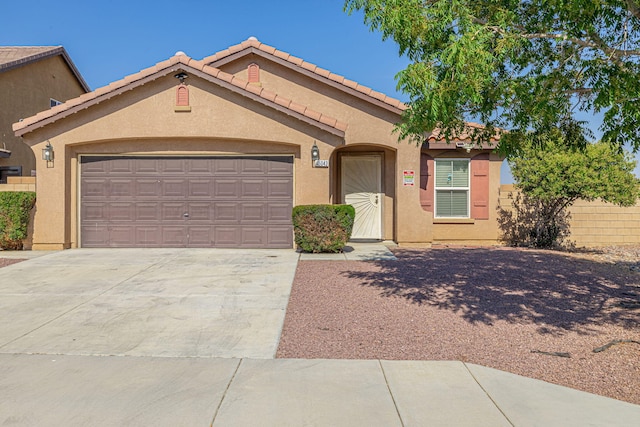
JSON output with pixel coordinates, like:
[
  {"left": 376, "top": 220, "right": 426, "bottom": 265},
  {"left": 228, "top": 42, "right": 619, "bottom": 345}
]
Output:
[{"left": 80, "top": 156, "right": 293, "bottom": 248}]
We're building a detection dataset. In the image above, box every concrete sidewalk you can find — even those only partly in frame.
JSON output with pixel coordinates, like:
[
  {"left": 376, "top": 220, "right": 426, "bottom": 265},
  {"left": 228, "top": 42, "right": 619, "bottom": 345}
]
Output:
[
  {"left": 299, "top": 241, "right": 398, "bottom": 261},
  {"left": 1, "top": 355, "right": 638, "bottom": 426}
]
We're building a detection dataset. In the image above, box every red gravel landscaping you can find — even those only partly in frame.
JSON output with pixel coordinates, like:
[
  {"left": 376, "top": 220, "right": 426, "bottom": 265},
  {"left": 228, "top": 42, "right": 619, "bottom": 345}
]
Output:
[{"left": 277, "top": 247, "right": 640, "bottom": 405}]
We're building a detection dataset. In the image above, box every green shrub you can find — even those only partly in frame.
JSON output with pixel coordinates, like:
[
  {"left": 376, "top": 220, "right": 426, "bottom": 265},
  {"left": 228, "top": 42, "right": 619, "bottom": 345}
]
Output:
[
  {"left": 0, "top": 192, "right": 36, "bottom": 250},
  {"left": 292, "top": 204, "right": 355, "bottom": 253}
]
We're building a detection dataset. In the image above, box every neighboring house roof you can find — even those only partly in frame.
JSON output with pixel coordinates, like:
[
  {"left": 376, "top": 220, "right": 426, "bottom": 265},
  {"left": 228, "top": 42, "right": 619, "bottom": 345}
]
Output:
[
  {"left": 13, "top": 54, "right": 348, "bottom": 138},
  {"left": 0, "top": 46, "right": 90, "bottom": 92},
  {"left": 203, "top": 37, "right": 407, "bottom": 115}
]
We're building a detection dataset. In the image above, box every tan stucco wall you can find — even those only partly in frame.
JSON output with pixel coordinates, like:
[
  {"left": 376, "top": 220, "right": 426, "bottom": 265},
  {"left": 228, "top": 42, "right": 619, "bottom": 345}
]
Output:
[
  {"left": 221, "top": 56, "right": 433, "bottom": 245},
  {"left": 21, "top": 76, "right": 344, "bottom": 249},
  {"left": 19, "top": 55, "right": 504, "bottom": 249},
  {"left": 499, "top": 184, "right": 640, "bottom": 247},
  {"left": 0, "top": 55, "right": 86, "bottom": 176}
]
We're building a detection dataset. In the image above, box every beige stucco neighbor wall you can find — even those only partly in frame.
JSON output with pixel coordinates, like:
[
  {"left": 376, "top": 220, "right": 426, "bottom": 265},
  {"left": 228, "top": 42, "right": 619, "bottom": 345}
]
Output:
[
  {"left": 499, "top": 184, "right": 640, "bottom": 247},
  {"left": 0, "top": 55, "right": 86, "bottom": 176}
]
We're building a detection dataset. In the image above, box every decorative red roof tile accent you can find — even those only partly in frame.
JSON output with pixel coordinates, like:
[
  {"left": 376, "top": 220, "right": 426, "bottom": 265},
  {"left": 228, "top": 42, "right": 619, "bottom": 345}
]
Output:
[
  {"left": 314, "top": 68, "right": 331, "bottom": 78},
  {"left": 334, "top": 121, "right": 348, "bottom": 133},
  {"left": 305, "top": 109, "right": 322, "bottom": 122},
  {"left": 244, "top": 83, "right": 262, "bottom": 96},
  {"left": 342, "top": 79, "right": 358, "bottom": 89},
  {"left": 260, "top": 89, "right": 277, "bottom": 103},
  {"left": 202, "top": 37, "right": 407, "bottom": 113},
  {"left": 370, "top": 90, "right": 387, "bottom": 102},
  {"left": 300, "top": 62, "right": 317, "bottom": 72},
  {"left": 288, "top": 102, "right": 307, "bottom": 115},
  {"left": 328, "top": 73, "right": 344, "bottom": 84},
  {"left": 288, "top": 56, "right": 304, "bottom": 66},
  {"left": 274, "top": 95, "right": 291, "bottom": 109},
  {"left": 13, "top": 54, "right": 347, "bottom": 138},
  {"left": 319, "top": 114, "right": 337, "bottom": 128},
  {"left": 274, "top": 50, "right": 290, "bottom": 60}
]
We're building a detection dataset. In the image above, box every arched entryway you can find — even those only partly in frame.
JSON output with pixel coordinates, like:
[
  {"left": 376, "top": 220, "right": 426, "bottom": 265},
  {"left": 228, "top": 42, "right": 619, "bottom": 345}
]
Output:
[{"left": 333, "top": 145, "right": 396, "bottom": 242}]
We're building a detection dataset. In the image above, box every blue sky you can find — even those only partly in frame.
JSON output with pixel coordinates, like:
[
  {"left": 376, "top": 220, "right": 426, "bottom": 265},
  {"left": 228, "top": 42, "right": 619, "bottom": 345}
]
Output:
[{"left": 3, "top": 0, "right": 633, "bottom": 181}]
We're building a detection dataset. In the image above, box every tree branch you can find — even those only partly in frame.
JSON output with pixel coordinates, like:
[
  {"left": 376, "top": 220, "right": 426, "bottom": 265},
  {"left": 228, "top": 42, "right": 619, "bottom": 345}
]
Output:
[
  {"left": 625, "top": 0, "right": 640, "bottom": 20},
  {"left": 480, "top": 19, "right": 640, "bottom": 61}
]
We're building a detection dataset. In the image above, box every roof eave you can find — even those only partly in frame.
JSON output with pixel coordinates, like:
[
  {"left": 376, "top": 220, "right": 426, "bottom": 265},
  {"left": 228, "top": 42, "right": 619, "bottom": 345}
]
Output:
[{"left": 14, "top": 60, "right": 346, "bottom": 139}]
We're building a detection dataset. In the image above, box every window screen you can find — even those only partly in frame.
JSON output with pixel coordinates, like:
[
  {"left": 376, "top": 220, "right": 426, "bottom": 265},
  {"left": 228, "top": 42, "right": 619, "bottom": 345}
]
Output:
[{"left": 435, "top": 159, "right": 469, "bottom": 217}]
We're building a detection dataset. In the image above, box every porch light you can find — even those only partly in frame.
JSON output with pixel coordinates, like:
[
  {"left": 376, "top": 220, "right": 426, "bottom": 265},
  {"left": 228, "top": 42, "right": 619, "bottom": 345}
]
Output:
[
  {"left": 174, "top": 72, "right": 188, "bottom": 83},
  {"left": 42, "top": 142, "right": 54, "bottom": 162},
  {"left": 311, "top": 142, "right": 320, "bottom": 162}
]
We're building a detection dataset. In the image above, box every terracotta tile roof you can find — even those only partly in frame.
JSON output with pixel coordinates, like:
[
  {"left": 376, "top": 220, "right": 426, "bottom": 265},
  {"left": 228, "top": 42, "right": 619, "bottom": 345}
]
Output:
[
  {"left": 426, "top": 122, "right": 502, "bottom": 145},
  {"left": 202, "top": 37, "right": 407, "bottom": 114},
  {"left": 0, "top": 46, "right": 90, "bottom": 92},
  {"left": 13, "top": 54, "right": 347, "bottom": 137}
]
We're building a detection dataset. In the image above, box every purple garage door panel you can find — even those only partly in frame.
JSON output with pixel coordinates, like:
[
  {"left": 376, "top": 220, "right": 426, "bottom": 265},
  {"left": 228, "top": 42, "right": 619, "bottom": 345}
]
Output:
[{"left": 80, "top": 156, "right": 294, "bottom": 248}]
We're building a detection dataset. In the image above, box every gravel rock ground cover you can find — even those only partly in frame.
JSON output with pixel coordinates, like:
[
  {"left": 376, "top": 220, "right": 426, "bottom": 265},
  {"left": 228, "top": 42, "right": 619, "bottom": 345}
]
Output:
[{"left": 277, "top": 246, "right": 640, "bottom": 404}]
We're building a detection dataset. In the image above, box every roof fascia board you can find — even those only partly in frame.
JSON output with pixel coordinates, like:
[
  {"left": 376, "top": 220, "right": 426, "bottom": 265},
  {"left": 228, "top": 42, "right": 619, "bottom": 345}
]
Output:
[
  {"left": 59, "top": 48, "right": 90, "bottom": 92},
  {"left": 208, "top": 48, "right": 404, "bottom": 116}
]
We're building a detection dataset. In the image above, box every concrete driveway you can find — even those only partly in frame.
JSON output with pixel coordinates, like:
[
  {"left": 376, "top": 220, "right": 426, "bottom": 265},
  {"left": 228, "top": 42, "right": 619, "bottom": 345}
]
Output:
[{"left": 0, "top": 248, "right": 299, "bottom": 359}]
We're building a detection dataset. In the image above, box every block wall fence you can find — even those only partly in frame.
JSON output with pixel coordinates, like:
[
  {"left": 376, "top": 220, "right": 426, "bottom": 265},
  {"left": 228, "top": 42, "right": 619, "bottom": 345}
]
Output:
[
  {"left": 499, "top": 184, "right": 640, "bottom": 247},
  {"left": 0, "top": 176, "right": 36, "bottom": 192}
]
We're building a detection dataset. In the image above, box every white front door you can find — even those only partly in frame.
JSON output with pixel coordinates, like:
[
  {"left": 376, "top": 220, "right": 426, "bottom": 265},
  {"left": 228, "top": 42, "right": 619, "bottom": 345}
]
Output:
[{"left": 341, "top": 155, "right": 382, "bottom": 240}]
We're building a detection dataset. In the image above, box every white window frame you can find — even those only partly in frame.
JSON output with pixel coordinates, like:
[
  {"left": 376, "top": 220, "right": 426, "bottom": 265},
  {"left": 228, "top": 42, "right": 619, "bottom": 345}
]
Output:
[{"left": 434, "top": 158, "right": 470, "bottom": 218}]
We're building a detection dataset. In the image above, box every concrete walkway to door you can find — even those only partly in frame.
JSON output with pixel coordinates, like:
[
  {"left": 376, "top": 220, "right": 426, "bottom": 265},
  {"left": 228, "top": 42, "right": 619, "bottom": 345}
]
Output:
[{"left": 0, "top": 248, "right": 299, "bottom": 359}]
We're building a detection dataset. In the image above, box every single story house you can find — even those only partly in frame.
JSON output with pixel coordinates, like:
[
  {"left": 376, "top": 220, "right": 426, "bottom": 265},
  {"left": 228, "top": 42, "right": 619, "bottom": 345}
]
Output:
[{"left": 13, "top": 38, "right": 503, "bottom": 250}]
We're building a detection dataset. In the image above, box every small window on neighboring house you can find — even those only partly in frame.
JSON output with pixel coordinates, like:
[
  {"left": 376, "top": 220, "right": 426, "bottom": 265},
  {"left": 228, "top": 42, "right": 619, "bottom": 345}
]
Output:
[
  {"left": 435, "top": 159, "right": 470, "bottom": 217},
  {"left": 50, "top": 98, "right": 62, "bottom": 108},
  {"left": 247, "top": 63, "right": 260, "bottom": 83}
]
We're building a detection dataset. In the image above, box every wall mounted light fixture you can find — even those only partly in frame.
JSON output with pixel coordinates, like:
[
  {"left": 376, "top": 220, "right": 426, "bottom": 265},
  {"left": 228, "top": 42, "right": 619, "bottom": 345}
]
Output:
[
  {"left": 42, "top": 141, "right": 54, "bottom": 162},
  {"left": 174, "top": 72, "right": 188, "bottom": 83},
  {"left": 311, "top": 142, "right": 320, "bottom": 163}
]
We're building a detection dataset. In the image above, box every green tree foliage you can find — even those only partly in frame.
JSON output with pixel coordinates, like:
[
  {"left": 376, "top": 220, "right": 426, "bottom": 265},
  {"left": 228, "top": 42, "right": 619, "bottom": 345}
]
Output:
[
  {"left": 499, "top": 130, "right": 639, "bottom": 247},
  {"left": 345, "top": 0, "right": 640, "bottom": 151}
]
